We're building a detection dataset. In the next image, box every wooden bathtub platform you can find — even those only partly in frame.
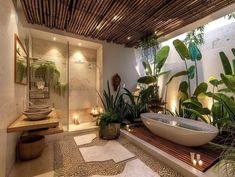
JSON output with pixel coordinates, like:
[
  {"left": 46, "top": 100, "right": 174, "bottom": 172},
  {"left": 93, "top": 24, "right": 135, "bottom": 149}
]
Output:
[{"left": 128, "top": 126, "right": 222, "bottom": 172}]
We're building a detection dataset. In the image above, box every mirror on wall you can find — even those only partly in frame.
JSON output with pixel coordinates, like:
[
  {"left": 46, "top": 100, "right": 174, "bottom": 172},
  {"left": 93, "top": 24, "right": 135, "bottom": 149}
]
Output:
[{"left": 14, "top": 34, "right": 28, "bottom": 85}]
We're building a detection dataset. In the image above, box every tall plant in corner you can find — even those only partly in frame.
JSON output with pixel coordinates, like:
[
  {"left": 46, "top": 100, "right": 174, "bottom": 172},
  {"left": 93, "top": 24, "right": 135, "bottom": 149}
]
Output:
[
  {"left": 207, "top": 49, "right": 235, "bottom": 132},
  {"left": 166, "top": 39, "right": 210, "bottom": 121},
  {"left": 137, "top": 45, "right": 170, "bottom": 112}
]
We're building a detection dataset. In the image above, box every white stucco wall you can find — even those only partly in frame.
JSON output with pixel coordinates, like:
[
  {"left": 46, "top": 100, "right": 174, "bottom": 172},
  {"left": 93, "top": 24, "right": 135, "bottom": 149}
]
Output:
[
  {"left": 0, "top": 0, "right": 27, "bottom": 176},
  {"left": 102, "top": 43, "right": 140, "bottom": 92}
]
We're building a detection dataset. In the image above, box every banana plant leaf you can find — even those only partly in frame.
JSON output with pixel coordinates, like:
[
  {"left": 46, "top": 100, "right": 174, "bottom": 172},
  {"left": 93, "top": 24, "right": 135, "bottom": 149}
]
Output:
[
  {"left": 188, "top": 42, "right": 202, "bottom": 61},
  {"left": 220, "top": 74, "right": 235, "bottom": 94},
  {"left": 188, "top": 65, "right": 195, "bottom": 79},
  {"left": 183, "top": 98, "right": 202, "bottom": 108},
  {"left": 219, "top": 52, "right": 233, "bottom": 75},
  {"left": 157, "top": 70, "right": 171, "bottom": 77},
  {"left": 218, "top": 88, "right": 233, "bottom": 93},
  {"left": 178, "top": 81, "right": 188, "bottom": 100},
  {"left": 233, "top": 59, "right": 235, "bottom": 75},
  {"left": 142, "top": 60, "right": 152, "bottom": 76},
  {"left": 206, "top": 92, "right": 235, "bottom": 121},
  {"left": 193, "top": 82, "right": 208, "bottom": 97},
  {"left": 173, "top": 39, "right": 191, "bottom": 60},
  {"left": 155, "top": 46, "right": 170, "bottom": 72},
  {"left": 137, "top": 76, "right": 157, "bottom": 85},
  {"left": 184, "top": 108, "right": 209, "bottom": 123},
  {"left": 212, "top": 102, "right": 223, "bottom": 120},
  {"left": 208, "top": 76, "right": 223, "bottom": 87},
  {"left": 231, "top": 48, "right": 235, "bottom": 56},
  {"left": 166, "top": 70, "right": 188, "bottom": 85}
]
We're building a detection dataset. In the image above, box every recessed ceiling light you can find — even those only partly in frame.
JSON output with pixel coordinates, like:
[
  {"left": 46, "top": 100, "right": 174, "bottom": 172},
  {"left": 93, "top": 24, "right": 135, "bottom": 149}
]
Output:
[
  {"left": 78, "top": 42, "right": 82, "bottom": 46},
  {"left": 113, "top": 15, "right": 118, "bottom": 20},
  {"left": 96, "top": 25, "right": 101, "bottom": 30},
  {"left": 53, "top": 37, "right": 56, "bottom": 41},
  {"left": 127, "top": 36, "right": 131, "bottom": 40}
]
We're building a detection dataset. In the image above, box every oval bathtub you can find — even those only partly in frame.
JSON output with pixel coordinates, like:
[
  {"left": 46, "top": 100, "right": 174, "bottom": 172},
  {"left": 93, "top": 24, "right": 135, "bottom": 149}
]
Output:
[{"left": 141, "top": 113, "right": 218, "bottom": 147}]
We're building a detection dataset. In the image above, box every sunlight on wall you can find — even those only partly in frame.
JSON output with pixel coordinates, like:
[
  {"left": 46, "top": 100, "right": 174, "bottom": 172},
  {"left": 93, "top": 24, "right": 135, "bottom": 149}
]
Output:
[{"left": 170, "top": 97, "right": 178, "bottom": 113}]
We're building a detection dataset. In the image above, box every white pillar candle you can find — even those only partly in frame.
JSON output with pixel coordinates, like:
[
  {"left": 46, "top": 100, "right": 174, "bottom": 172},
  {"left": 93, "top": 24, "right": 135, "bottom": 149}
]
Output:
[
  {"left": 190, "top": 152, "right": 195, "bottom": 163},
  {"left": 196, "top": 154, "right": 201, "bottom": 161},
  {"left": 198, "top": 160, "right": 203, "bottom": 167},
  {"left": 193, "top": 159, "right": 197, "bottom": 166}
]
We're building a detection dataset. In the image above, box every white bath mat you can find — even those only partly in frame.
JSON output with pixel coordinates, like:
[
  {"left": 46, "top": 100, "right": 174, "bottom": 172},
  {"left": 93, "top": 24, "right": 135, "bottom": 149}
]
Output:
[
  {"left": 91, "top": 159, "right": 160, "bottom": 177},
  {"left": 79, "top": 141, "right": 135, "bottom": 162},
  {"left": 74, "top": 133, "right": 96, "bottom": 146}
]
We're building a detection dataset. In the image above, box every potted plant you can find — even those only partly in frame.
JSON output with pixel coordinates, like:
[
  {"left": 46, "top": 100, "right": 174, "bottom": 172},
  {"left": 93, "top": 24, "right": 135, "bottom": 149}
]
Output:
[{"left": 97, "top": 81, "right": 128, "bottom": 140}]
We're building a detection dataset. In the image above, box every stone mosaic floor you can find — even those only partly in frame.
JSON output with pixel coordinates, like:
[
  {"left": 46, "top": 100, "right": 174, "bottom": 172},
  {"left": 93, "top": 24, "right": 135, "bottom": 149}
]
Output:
[{"left": 54, "top": 131, "right": 183, "bottom": 177}]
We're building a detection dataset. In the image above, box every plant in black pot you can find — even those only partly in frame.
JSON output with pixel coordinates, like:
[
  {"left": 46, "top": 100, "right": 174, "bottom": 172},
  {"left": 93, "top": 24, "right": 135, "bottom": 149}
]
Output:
[{"left": 97, "top": 81, "right": 128, "bottom": 140}]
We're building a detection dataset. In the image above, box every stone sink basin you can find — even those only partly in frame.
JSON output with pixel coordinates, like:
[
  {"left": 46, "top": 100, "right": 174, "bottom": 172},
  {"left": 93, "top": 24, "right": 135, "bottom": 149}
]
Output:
[{"left": 23, "top": 108, "right": 52, "bottom": 121}]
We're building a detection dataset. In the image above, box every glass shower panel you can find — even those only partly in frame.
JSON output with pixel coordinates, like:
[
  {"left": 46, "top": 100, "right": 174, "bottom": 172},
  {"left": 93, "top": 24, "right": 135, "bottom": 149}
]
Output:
[
  {"left": 29, "top": 38, "right": 69, "bottom": 131},
  {"left": 68, "top": 44, "right": 98, "bottom": 131}
]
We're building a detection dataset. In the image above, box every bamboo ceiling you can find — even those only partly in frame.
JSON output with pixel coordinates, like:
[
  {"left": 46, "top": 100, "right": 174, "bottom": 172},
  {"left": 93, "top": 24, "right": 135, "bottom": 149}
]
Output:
[{"left": 20, "top": 0, "right": 235, "bottom": 47}]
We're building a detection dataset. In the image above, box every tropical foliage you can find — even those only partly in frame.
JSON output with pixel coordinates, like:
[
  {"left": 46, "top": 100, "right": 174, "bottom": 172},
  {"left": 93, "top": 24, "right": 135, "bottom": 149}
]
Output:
[
  {"left": 137, "top": 45, "right": 170, "bottom": 112},
  {"left": 98, "top": 81, "right": 129, "bottom": 128},
  {"left": 167, "top": 39, "right": 210, "bottom": 122},
  {"left": 123, "top": 87, "right": 152, "bottom": 122},
  {"left": 34, "top": 63, "right": 67, "bottom": 96},
  {"left": 184, "top": 26, "right": 205, "bottom": 46},
  {"left": 206, "top": 48, "right": 235, "bottom": 131}
]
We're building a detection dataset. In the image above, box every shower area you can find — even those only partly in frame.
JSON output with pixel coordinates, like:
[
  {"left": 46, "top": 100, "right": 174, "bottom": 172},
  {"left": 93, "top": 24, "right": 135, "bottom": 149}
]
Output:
[{"left": 29, "top": 33, "right": 102, "bottom": 132}]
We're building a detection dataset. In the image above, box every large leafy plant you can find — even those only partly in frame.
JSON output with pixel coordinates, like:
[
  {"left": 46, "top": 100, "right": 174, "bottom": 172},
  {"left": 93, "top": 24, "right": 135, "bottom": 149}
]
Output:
[
  {"left": 98, "top": 81, "right": 128, "bottom": 127},
  {"left": 207, "top": 49, "right": 235, "bottom": 131},
  {"left": 137, "top": 45, "right": 170, "bottom": 112},
  {"left": 123, "top": 87, "right": 153, "bottom": 122},
  {"left": 167, "top": 40, "right": 210, "bottom": 121}
]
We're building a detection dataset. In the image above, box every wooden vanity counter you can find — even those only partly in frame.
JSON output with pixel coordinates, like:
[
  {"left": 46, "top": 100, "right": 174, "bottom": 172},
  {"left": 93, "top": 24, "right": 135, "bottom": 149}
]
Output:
[{"left": 7, "top": 111, "right": 60, "bottom": 133}]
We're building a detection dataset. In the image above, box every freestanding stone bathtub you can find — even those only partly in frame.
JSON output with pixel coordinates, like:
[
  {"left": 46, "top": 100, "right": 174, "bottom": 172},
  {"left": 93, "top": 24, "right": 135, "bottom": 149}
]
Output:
[{"left": 141, "top": 113, "right": 218, "bottom": 147}]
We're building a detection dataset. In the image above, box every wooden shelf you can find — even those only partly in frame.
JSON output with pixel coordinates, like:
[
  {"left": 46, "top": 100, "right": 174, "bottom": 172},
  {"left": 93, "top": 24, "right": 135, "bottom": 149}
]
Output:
[
  {"left": 27, "top": 123, "right": 64, "bottom": 136},
  {"left": 7, "top": 111, "right": 60, "bottom": 133}
]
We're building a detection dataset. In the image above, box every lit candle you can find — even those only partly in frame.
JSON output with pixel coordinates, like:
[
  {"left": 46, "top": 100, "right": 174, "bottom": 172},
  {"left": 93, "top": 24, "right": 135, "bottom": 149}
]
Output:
[
  {"left": 190, "top": 152, "right": 195, "bottom": 163},
  {"left": 73, "top": 115, "right": 79, "bottom": 125},
  {"left": 94, "top": 109, "right": 98, "bottom": 115},
  {"left": 193, "top": 159, "right": 197, "bottom": 166},
  {"left": 91, "top": 107, "right": 95, "bottom": 114},
  {"left": 198, "top": 160, "right": 203, "bottom": 167},
  {"left": 99, "top": 107, "right": 103, "bottom": 113},
  {"left": 196, "top": 154, "right": 201, "bottom": 161},
  {"left": 170, "top": 121, "right": 177, "bottom": 126},
  {"left": 126, "top": 125, "right": 131, "bottom": 132}
]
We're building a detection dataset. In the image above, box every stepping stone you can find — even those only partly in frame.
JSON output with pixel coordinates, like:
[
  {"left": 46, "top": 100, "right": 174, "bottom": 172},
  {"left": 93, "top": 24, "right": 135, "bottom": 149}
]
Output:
[
  {"left": 79, "top": 141, "right": 135, "bottom": 162},
  {"left": 92, "top": 159, "right": 160, "bottom": 177},
  {"left": 74, "top": 133, "right": 96, "bottom": 146}
]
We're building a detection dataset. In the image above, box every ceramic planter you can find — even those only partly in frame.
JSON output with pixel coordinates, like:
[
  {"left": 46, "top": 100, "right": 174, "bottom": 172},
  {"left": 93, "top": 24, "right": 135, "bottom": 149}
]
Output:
[{"left": 99, "top": 123, "right": 120, "bottom": 140}]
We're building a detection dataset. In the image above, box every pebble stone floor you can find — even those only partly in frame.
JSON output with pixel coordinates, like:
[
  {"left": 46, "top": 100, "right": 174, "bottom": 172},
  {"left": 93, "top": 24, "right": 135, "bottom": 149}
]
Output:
[{"left": 53, "top": 131, "right": 183, "bottom": 177}]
